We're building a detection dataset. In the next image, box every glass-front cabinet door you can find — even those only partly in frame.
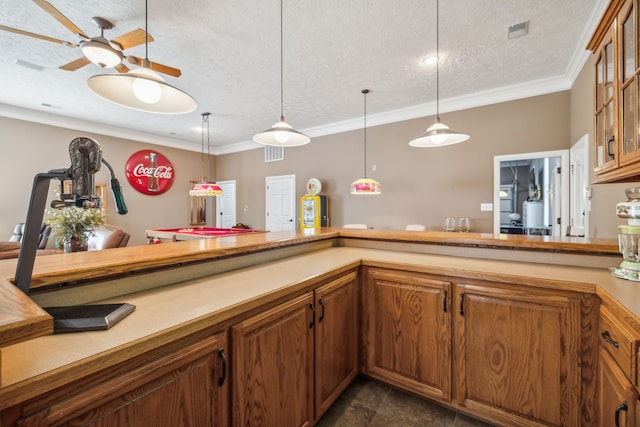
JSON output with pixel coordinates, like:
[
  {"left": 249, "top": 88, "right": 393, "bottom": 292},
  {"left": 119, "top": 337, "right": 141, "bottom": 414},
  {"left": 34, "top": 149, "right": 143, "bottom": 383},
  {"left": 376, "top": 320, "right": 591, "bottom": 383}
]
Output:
[
  {"left": 590, "top": 0, "right": 640, "bottom": 182},
  {"left": 594, "top": 31, "right": 617, "bottom": 173},
  {"left": 621, "top": 2, "right": 640, "bottom": 164}
]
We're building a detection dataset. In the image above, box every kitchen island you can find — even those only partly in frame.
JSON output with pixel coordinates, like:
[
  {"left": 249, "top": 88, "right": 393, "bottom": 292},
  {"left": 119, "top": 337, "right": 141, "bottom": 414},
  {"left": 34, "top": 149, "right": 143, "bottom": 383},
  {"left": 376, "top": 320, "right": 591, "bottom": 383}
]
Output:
[{"left": 0, "top": 228, "right": 630, "bottom": 426}]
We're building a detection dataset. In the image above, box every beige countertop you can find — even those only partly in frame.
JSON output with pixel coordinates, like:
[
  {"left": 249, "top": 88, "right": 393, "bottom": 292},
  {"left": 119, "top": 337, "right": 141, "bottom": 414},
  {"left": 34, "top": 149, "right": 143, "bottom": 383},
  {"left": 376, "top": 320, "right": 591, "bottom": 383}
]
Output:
[
  {"left": 0, "top": 244, "right": 633, "bottom": 409},
  {"left": 0, "top": 228, "right": 620, "bottom": 350}
]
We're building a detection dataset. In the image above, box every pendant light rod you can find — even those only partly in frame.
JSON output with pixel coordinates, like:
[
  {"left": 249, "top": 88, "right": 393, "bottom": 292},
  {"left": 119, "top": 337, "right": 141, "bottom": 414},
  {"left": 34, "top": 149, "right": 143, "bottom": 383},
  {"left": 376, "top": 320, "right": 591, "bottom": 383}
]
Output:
[
  {"left": 206, "top": 112, "right": 212, "bottom": 179},
  {"left": 200, "top": 112, "right": 210, "bottom": 180},
  {"left": 279, "top": 0, "right": 284, "bottom": 119},
  {"left": 144, "top": 0, "right": 149, "bottom": 60},
  {"left": 252, "top": 0, "right": 310, "bottom": 147},
  {"left": 362, "top": 89, "right": 369, "bottom": 178},
  {"left": 350, "top": 89, "right": 381, "bottom": 195},
  {"left": 408, "top": 0, "right": 469, "bottom": 147},
  {"left": 434, "top": 0, "right": 439, "bottom": 120}
]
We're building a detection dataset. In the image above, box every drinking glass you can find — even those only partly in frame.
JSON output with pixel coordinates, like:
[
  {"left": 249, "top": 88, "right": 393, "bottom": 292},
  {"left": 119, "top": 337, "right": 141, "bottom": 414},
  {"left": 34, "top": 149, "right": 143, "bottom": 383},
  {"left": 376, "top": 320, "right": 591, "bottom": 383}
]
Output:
[{"left": 445, "top": 217, "right": 456, "bottom": 232}]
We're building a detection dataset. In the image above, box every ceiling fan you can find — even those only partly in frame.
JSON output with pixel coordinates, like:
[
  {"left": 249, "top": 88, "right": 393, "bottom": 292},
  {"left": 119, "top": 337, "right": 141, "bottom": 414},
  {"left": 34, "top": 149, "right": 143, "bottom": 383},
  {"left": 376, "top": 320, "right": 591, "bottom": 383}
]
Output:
[{"left": 0, "top": 0, "right": 181, "bottom": 77}]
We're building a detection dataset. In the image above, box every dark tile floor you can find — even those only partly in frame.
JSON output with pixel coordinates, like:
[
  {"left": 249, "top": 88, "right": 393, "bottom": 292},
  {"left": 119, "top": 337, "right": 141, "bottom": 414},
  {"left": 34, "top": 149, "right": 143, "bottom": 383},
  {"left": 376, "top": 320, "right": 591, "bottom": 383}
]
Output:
[{"left": 316, "top": 376, "right": 495, "bottom": 427}]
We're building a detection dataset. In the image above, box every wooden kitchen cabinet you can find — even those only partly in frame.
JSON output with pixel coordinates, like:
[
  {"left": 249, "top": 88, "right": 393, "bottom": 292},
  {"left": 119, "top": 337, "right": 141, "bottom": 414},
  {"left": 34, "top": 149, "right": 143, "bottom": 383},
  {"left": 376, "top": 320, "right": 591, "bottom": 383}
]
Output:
[
  {"left": 314, "top": 271, "right": 359, "bottom": 416},
  {"left": 362, "top": 267, "right": 584, "bottom": 426},
  {"left": 598, "top": 303, "right": 640, "bottom": 426},
  {"left": 361, "top": 267, "right": 451, "bottom": 401},
  {"left": 454, "top": 281, "right": 582, "bottom": 426},
  {"left": 589, "top": 0, "right": 640, "bottom": 182},
  {"left": 231, "top": 270, "right": 359, "bottom": 426},
  {"left": 7, "top": 331, "right": 230, "bottom": 427},
  {"left": 599, "top": 348, "right": 640, "bottom": 426},
  {"left": 232, "top": 292, "right": 315, "bottom": 427}
]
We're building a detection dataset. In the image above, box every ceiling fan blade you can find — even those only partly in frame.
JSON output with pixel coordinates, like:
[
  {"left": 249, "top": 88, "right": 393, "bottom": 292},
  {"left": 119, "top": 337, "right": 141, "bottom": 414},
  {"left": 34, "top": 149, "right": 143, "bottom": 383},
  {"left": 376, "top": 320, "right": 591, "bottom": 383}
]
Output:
[
  {"left": 0, "top": 24, "right": 78, "bottom": 47},
  {"left": 127, "top": 56, "right": 182, "bottom": 78},
  {"left": 59, "top": 56, "right": 90, "bottom": 71},
  {"left": 114, "top": 63, "right": 129, "bottom": 73},
  {"left": 32, "top": 0, "right": 88, "bottom": 39},
  {"left": 111, "top": 28, "right": 154, "bottom": 50}
]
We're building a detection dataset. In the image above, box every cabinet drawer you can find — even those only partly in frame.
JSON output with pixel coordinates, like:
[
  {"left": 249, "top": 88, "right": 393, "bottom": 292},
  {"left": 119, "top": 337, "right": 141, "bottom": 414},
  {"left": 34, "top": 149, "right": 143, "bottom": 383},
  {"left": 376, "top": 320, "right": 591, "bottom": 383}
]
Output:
[{"left": 600, "top": 305, "right": 639, "bottom": 385}]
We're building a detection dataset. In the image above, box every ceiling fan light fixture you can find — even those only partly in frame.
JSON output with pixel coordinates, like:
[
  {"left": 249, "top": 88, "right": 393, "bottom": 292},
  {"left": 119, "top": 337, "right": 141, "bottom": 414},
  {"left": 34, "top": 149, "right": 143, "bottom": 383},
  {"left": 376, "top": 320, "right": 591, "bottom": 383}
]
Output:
[
  {"left": 86, "top": 0, "right": 196, "bottom": 114},
  {"left": 80, "top": 39, "right": 123, "bottom": 68}
]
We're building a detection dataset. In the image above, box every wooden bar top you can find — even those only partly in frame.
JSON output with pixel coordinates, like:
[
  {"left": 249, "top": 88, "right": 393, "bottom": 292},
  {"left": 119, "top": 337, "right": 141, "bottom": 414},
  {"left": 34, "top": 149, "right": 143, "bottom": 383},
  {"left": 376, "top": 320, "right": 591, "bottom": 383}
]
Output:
[{"left": 0, "top": 228, "right": 620, "bottom": 350}]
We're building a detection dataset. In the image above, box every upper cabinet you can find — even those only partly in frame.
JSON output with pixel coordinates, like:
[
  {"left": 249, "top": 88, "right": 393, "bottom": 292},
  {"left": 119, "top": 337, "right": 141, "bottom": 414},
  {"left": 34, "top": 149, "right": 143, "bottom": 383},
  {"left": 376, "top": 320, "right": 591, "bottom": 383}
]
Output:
[{"left": 589, "top": 0, "right": 640, "bottom": 182}]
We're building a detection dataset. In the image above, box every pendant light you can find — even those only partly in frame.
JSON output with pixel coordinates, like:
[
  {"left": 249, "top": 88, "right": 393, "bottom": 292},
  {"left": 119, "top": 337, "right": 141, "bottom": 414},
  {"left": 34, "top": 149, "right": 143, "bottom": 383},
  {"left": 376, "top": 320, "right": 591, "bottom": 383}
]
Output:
[
  {"left": 351, "top": 89, "right": 382, "bottom": 195},
  {"left": 189, "top": 112, "right": 223, "bottom": 197},
  {"left": 87, "top": 0, "right": 196, "bottom": 114},
  {"left": 253, "top": 0, "right": 310, "bottom": 147},
  {"left": 409, "top": 0, "right": 469, "bottom": 147}
]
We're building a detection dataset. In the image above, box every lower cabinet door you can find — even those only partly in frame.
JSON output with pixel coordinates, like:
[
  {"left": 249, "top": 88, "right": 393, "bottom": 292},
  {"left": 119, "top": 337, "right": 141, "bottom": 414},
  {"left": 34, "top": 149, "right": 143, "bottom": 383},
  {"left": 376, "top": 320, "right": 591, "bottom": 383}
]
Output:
[
  {"left": 232, "top": 292, "right": 315, "bottom": 427},
  {"left": 455, "top": 282, "right": 581, "bottom": 427},
  {"left": 361, "top": 267, "right": 451, "bottom": 401},
  {"left": 16, "top": 332, "right": 229, "bottom": 427},
  {"left": 599, "top": 348, "right": 640, "bottom": 427},
  {"left": 315, "top": 271, "right": 359, "bottom": 417}
]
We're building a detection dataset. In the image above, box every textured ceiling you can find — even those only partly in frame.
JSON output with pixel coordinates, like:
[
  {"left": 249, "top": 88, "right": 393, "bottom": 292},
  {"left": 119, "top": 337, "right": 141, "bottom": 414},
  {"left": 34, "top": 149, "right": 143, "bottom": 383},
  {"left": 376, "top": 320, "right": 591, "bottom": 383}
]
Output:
[{"left": 0, "top": 0, "right": 606, "bottom": 154}]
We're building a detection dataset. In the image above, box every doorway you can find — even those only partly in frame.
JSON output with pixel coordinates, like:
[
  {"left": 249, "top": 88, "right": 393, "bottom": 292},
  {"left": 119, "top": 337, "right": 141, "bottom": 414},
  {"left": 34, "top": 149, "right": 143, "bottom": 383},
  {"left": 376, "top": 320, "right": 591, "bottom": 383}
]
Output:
[
  {"left": 493, "top": 150, "right": 569, "bottom": 236},
  {"left": 216, "top": 180, "right": 237, "bottom": 228},
  {"left": 265, "top": 174, "right": 296, "bottom": 231},
  {"left": 569, "top": 135, "right": 590, "bottom": 237}
]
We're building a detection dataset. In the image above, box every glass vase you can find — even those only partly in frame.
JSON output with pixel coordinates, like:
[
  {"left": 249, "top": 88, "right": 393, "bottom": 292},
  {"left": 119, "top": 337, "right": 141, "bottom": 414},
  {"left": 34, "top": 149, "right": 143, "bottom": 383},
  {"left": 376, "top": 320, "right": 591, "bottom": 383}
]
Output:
[{"left": 63, "top": 236, "right": 88, "bottom": 253}]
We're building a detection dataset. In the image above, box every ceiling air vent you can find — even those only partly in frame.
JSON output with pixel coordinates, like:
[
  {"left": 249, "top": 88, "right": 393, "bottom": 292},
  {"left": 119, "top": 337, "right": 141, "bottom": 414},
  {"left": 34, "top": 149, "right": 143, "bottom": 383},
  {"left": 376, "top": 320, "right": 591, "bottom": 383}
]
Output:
[
  {"left": 15, "top": 59, "right": 44, "bottom": 71},
  {"left": 265, "top": 145, "right": 284, "bottom": 162},
  {"left": 508, "top": 20, "right": 529, "bottom": 39}
]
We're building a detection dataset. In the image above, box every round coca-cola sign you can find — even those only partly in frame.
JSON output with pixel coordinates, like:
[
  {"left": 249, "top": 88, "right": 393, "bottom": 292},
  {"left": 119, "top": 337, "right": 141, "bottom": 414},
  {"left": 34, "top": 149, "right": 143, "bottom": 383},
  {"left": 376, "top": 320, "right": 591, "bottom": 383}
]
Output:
[{"left": 125, "top": 150, "right": 174, "bottom": 195}]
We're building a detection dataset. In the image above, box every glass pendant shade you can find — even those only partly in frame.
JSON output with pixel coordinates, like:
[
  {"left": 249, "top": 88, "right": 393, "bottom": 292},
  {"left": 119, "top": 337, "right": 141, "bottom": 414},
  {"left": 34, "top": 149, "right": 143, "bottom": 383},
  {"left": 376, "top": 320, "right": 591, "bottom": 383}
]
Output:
[
  {"left": 254, "top": 116, "right": 310, "bottom": 147},
  {"left": 189, "top": 182, "right": 223, "bottom": 197},
  {"left": 409, "top": 118, "right": 470, "bottom": 147},
  {"left": 81, "top": 40, "right": 123, "bottom": 68},
  {"left": 350, "top": 177, "right": 382, "bottom": 195}
]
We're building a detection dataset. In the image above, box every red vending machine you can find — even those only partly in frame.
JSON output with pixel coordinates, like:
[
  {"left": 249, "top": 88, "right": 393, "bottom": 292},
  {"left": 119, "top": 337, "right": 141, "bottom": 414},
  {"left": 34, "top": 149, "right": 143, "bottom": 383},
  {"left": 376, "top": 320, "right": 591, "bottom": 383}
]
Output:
[{"left": 300, "top": 179, "right": 328, "bottom": 229}]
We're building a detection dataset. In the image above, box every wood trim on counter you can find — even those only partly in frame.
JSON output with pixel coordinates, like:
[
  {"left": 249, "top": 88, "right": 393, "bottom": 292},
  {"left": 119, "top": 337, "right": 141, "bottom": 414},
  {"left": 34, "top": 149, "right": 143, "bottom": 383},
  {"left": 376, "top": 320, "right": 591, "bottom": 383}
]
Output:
[{"left": 0, "top": 228, "right": 619, "bottom": 351}]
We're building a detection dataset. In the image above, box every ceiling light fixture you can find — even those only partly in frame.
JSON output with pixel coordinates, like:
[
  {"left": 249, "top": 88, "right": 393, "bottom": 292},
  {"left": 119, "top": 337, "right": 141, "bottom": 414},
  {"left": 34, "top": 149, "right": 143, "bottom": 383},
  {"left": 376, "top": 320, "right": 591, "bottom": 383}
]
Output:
[
  {"left": 80, "top": 39, "right": 123, "bottom": 68},
  {"left": 409, "top": 0, "right": 469, "bottom": 148},
  {"left": 80, "top": 18, "right": 124, "bottom": 68},
  {"left": 351, "top": 89, "right": 381, "bottom": 195},
  {"left": 253, "top": 0, "right": 310, "bottom": 147},
  {"left": 86, "top": 0, "right": 196, "bottom": 114},
  {"left": 190, "top": 112, "right": 223, "bottom": 197}
]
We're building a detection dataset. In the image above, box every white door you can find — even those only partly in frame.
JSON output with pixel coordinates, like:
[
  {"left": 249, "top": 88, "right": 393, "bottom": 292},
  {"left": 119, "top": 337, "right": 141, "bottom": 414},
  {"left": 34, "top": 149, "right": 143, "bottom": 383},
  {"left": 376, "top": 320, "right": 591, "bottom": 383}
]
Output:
[
  {"left": 216, "top": 180, "right": 237, "bottom": 228},
  {"left": 266, "top": 175, "right": 296, "bottom": 231},
  {"left": 569, "top": 135, "right": 590, "bottom": 237}
]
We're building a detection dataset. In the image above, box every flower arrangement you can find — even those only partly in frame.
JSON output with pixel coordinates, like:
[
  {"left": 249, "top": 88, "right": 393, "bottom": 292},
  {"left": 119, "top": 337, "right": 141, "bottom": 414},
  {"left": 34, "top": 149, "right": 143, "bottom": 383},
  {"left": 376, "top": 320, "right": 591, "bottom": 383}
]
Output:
[{"left": 45, "top": 206, "right": 105, "bottom": 251}]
